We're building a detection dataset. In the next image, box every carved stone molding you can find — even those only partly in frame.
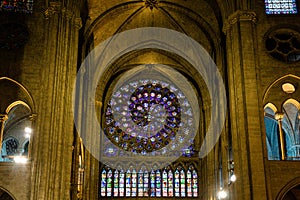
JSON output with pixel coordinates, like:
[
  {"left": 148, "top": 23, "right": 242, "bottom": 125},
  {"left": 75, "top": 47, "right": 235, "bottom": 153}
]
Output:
[
  {"left": 223, "top": 10, "right": 258, "bottom": 34},
  {"left": 44, "top": 2, "right": 82, "bottom": 29},
  {"left": 144, "top": 0, "right": 159, "bottom": 10},
  {"left": 44, "top": 2, "right": 62, "bottom": 19},
  {"left": 0, "top": 114, "right": 8, "bottom": 122}
]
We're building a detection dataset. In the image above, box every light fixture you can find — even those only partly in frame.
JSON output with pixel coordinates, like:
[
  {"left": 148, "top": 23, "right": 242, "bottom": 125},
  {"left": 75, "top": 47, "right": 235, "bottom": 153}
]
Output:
[
  {"left": 230, "top": 174, "right": 237, "bottom": 182},
  {"left": 228, "top": 160, "right": 237, "bottom": 184},
  {"left": 217, "top": 188, "right": 228, "bottom": 199},
  {"left": 14, "top": 156, "right": 28, "bottom": 164},
  {"left": 24, "top": 127, "right": 32, "bottom": 134}
]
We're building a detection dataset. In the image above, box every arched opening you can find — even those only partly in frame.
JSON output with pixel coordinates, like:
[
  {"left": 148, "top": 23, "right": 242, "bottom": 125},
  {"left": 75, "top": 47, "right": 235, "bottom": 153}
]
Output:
[
  {"left": 0, "top": 187, "right": 15, "bottom": 200},
  {"left": 1, "top": 103, "right": 33, "bottom": 162},
  {"left": 282, "top": 184, "right": 300, "bottom": 200}
]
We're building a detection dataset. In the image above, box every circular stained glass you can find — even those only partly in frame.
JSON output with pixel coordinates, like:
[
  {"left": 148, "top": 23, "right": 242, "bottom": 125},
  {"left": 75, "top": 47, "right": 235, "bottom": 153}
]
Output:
[
  {"left": 104, "top": 79, "right": 193, "bottom": 154},
  {"left": 265, "top": 29, "right": 300, "bottom": 63}
]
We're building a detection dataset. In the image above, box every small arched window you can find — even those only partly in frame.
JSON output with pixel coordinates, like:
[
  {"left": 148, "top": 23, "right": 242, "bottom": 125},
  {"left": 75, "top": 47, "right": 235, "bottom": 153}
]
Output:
[{"left": 1, "top": 103, "right": 33, "bottom": 162}]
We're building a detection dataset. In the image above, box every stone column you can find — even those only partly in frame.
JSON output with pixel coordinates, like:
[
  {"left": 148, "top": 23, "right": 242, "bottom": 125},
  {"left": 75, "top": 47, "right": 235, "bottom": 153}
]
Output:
[
  {"left": 223, "top": 10, "right": 267, "bottom": 200},
  {"left": 0, "top": 114, "right": 8, "bottom": 154},
  {"left": 30, "top": 2, "right": 82, "bottom": 200},
  {"left": 27, "top": 114, "right": 37, "bottom": 160},
  {"left": 275, "top": 113, "right": 286, "bottom": 160}
]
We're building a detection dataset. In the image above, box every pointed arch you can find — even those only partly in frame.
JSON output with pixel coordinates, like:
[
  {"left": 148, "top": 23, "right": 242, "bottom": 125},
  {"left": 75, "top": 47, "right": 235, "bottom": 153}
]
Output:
[
  {"left": 0, "top": 77, "right": 35, "bottom": 113},
  {"left": 0, "top": 187, "right": 16, "bottom": 200}
]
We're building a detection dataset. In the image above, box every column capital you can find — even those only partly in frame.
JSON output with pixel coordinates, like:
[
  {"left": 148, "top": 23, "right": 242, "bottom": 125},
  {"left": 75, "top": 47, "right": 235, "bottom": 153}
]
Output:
[
  {"left": 223, "top": 10, "right": 258, "bottom": 34},
  {"left": 0, "top": 114, "right": 8, "bottom": 122},
  {"left": 44, "top": 2, "right": 62, "bottom": 19},
  {"left": 29, "top": 113, "right": 37, "bottom": 121},
  {"left": 275, "top": 112, "right": 284, "bottom": 121}
]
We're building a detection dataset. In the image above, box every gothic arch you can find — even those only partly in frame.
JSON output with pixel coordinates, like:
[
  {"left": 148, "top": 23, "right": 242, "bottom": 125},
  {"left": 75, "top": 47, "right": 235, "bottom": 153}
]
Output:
[
  {"left": 263, "top": 74, "right": 300, "bottom": 112},
  {"left": 0, "top": 187, "right": 16, "bottom": 200},
  {"left": 0, "top": 77, "right": 35, "bottom": 114},
  {"left": 276, "top": 177, "right": 300, "bottom": 200}
]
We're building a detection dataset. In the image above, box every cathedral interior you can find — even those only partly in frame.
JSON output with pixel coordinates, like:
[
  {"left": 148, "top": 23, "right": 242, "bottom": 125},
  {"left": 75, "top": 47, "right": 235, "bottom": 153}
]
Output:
[{"left": 0, "top": 0, "right": 300, "bottom": 200}]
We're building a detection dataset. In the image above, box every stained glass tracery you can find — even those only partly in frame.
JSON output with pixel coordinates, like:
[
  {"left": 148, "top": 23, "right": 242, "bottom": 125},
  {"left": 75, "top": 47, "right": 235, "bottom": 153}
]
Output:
[
  {"left": 100, "top": 165, "right": 198, "bottom": 197},
  {"left": 0, "top": 0, "right": 33, "bottom": 13},
  {"left": 265, "top": 0, "right": 298, "bottom": 14},
  {"left": 104, "top": 79, "right": 195, "bottom": 158}
]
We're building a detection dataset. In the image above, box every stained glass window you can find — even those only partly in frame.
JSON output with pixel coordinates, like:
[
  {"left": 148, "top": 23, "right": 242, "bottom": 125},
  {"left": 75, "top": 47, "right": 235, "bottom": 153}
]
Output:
[
  {"left": 265, "top": 0, "right": 298, "bottom": 14},
  {"left": 174, "top": 168, "right": 180, "bottom": 197},
  {"left": 113, "top": 170, "right": 119, "bottom": 196},
  {"left": 100, "top": 165, "right": 198, "bottom": 198},
  {"left": 150, "top": 170, "right": 155, "bottom": 197},
  {"left": 156, "top": 170, "right": 161, "bottom": 197},
  {"left": 119, "top": 170, "right": 125, "bottom": 196},
  {"left": 107, "top": 169, "right": 113, "bottom": 196},
  {"left": 125, "top": 170, "right": 131, "bottom": 196},
  {"left": 144, "top": 170, "right": 149, "bottom": 196},
  {"left": 4, "top": 138, "right": 18, "bottom": 156},
  {"left": 137, "top": 170, "right": 143, "bottom": 196},
  {"left": 104, "top": 79, "right": 195, "bottom": 157},
  {"left": 168, "top": 169, "right": 174, "bottom": 196},
  {"left": 192, "top": 169, "right": 198, "bottom": 197},
  {"left": 162, "top": 169, "right": 168, "bottom": 196},
  {"left": 180, "top": 169, "right": 186, "bottom": 197},
  {"left": 0, "top": 0, "right": 33, "bottom": 13},
  {"left": 132, "top": 169, "right": 137, "bottom": 196},
  {"left": 187, "top": 169, "right": 192, "bottom": 197},
  {"left": 101, "top": 169, "right": 107, "bottom": 196}
]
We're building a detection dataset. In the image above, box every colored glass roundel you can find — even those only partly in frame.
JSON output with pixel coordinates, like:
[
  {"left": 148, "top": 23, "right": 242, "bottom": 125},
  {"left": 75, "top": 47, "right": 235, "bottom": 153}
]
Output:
[{"left": 105, "top": 80, "right": 190, "bottom": 154}]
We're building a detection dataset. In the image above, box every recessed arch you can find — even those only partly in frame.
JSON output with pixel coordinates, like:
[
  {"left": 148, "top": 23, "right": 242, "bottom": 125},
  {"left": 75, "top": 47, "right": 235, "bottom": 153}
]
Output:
[
  {"left": 0, "top": 187, "right": 16, "bottom": 200},
  {"left": 0, "top": 77, "right": 35, "bottom": 113},
  {"left": 276, "top": 177, "right": 300, "bottom": 200},
  {"left": 6, "top": 101, "right": 31, "bottom": 115},
  {"left": 264, "top": 102, "right": 278, "bottom": 114},
  {"left": 283, "top": 99, "right": 300, "bottom": 111},
  {"left": 263, "top": 74, "right": 300, "bottom": 111}
]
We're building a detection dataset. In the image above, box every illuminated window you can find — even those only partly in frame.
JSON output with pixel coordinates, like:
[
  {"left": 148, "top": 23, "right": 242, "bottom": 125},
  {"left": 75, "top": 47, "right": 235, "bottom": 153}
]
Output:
[
  {"left": 0, "top": 0, "right": 33, "bottom": 13},
  {"left": 100, "top": 165, "right": 198, "bottom": 197},
  {"left": 265, "top": 0, "right": 298, "bottom": 14},
  {"left": 104, "top": 79, "right": 195, "bottom": 156},
  {"left": 264, "top": 100, "right": 300, "bottom": 160}
]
